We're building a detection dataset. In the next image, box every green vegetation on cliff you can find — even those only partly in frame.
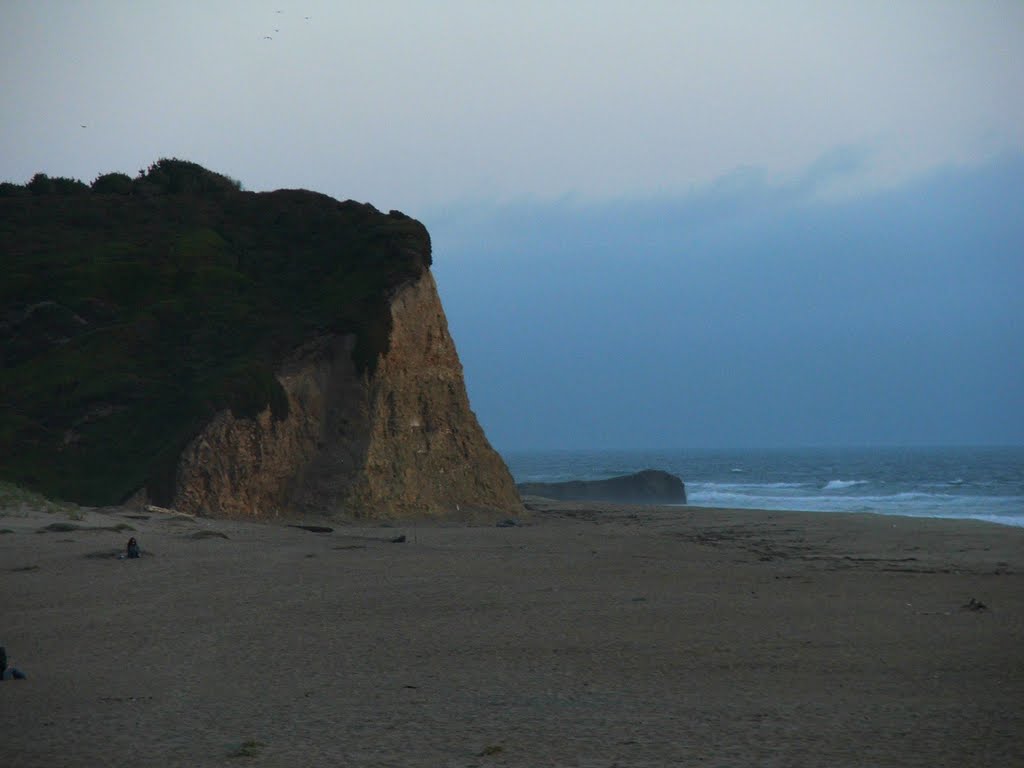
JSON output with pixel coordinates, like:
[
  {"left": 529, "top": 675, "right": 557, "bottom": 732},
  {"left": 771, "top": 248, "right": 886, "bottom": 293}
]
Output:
[{"left": 0, "top": 159, "right": 431, "bottom": 505}]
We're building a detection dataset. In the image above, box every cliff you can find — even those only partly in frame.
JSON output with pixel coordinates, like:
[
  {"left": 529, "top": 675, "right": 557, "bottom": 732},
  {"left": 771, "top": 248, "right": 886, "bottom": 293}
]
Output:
[
  {"left": 0, "top": 159, "right": 520, "bottom": 519},
  {"left": 174, "top": 272, "right": 520, "bottom": 519}
]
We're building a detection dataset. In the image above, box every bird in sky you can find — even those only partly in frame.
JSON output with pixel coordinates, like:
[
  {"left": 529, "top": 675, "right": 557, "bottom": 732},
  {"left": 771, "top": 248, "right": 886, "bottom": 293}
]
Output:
[{"left": 263, "top": 35, "right": 272, "bottom": 40}]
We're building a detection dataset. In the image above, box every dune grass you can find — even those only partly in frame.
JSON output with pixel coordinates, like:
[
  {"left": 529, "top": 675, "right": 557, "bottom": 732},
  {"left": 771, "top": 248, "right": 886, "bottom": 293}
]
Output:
[{"left": 0, "top": 481, "right": 81, "bottom": 518}]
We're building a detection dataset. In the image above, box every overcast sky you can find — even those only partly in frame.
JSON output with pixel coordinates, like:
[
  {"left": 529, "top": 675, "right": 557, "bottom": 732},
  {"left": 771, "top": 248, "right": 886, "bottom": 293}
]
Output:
[{"left": 2, "top": 2, "right": 1023, "bottom": 449}]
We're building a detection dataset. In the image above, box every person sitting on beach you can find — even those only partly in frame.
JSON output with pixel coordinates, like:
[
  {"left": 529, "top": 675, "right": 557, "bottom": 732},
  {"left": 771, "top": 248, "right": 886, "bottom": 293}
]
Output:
[
  {"left": 0, "top": 647, "right": 27, "bottom": 681},
  {"left": 126, "top": 537, "right": 140, "bottom": 559}
]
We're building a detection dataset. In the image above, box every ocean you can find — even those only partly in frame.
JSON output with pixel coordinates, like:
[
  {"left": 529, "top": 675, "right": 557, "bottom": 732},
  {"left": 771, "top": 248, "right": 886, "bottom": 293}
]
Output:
[{"left": 502, "top": 446, "right": 1024, "bottom": 528}]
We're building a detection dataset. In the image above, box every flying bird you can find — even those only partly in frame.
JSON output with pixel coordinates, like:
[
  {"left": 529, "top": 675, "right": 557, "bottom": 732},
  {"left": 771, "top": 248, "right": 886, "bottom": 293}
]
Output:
[{"left": 263, "top": 35, "right": 273, "bottom": 39}]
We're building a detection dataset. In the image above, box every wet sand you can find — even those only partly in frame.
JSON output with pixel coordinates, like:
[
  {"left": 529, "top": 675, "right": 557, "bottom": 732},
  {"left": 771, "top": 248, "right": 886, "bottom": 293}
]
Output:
[{"left": 1, "top": 498, "right": 1022, "bottom": 767}]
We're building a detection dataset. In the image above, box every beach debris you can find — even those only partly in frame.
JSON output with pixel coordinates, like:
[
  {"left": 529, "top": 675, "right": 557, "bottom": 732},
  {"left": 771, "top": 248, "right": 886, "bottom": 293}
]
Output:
[
  {"left": 145, "top": 503, "right": 186, "bottom": 517},
  {"left": 390, "top": 534, "right": 407, "bottom": 543},
  {"left": 288, "top": 524, "right": 334, "bottom": 533},
  {"left": 961, "top": 597, "right": 988, "bottom": 612},
  {"left": 496, "top": 518, "right": 520, "bottom": 528}
]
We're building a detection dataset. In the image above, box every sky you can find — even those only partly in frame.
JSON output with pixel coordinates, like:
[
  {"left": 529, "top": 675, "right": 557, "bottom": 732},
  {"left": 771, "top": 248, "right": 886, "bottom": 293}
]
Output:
[{"left": 2, "top": 1, "right": 1023, "bottom": 449}]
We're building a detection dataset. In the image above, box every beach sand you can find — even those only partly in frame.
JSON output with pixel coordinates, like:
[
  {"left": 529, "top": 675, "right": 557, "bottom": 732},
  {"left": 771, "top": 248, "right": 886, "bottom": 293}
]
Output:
[{"left": 1, "top": 498, "right": 1022, "bottom": 767}]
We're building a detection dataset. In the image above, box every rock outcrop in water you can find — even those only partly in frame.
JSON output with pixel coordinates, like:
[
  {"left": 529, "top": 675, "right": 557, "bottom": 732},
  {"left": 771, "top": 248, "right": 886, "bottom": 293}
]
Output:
[
  {"left": 518, "top": 470, "right": 687, "bottom": 505},
  {"left": 0, "top": 158, "right": 520, "bottom": 519}
]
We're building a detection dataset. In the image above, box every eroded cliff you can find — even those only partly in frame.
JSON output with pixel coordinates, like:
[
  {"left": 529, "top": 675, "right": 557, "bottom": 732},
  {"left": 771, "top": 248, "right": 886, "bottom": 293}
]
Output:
[
  {"left": 175, "top": 272, "right": 521, "bottom": 519},
  {"left": 1, "top": 158, "right": 520, "bottom": 519}
]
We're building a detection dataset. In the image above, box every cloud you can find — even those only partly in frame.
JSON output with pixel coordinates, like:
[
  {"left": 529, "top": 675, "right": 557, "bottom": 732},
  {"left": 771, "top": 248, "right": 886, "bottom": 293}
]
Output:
[
  {"left": 432, "top": 151, "right": 1024, "bottom": 448},
  {"left": 1, "top": 2, "right": 1022, "bottom": 212}
]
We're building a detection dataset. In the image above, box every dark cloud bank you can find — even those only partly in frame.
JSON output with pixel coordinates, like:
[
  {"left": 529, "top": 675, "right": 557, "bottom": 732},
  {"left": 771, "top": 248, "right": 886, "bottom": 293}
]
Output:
[{"left": 429, "top": 152, "right": 1024, "bottom": 450}]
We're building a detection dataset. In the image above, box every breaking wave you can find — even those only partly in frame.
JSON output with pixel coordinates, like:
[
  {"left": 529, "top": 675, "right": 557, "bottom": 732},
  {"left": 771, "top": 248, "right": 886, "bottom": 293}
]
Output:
[{"left": 823, "top": 479, "right": 869, "bottom": 490}]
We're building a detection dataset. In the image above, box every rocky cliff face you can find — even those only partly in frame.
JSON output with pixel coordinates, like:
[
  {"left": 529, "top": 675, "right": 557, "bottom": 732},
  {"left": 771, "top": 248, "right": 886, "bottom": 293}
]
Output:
[{"left": 173, "top": 271, "right": 521, "bottom": 520}]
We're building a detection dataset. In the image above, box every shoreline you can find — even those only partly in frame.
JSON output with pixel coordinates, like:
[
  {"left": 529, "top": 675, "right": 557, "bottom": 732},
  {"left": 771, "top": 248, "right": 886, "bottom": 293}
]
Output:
[
  {"left": 687, "top": 503, "right": 1024, "bottom": 529},
  {"left": 3, "top": 500, "right": 1022, "bottom": 766},
  {"left": 506, "top": 445, "right": 1024, "bottom": 530}
]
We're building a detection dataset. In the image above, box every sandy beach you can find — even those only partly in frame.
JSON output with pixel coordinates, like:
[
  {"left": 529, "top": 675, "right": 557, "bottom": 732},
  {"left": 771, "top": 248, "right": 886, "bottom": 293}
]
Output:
[{"left": 1, "top": 498, "right": 1022, "bottom": 767}]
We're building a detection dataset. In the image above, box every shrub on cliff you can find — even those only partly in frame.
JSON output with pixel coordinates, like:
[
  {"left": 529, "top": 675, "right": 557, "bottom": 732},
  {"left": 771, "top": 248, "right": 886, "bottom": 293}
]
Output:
[
  {"left": 91, "top": 172, "right": 133, "bottom": 195},
  {"left": 0, "top": 181, "right": 30, "bottom": 197},
  {"left": 135, "top": 158, "right": 243, "bottom": 198},
  {"left": 27, "top": 173, "right": 90, "bottom": 196},
  {"left": 0, "top": 160, "right": 431, "bottom": 506}
]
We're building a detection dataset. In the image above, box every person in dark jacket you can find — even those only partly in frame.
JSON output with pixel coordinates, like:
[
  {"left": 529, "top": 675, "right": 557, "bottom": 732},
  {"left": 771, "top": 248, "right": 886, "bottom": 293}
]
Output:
[{"left": 0, "top": 647, "right": 27, "bottom": 680}]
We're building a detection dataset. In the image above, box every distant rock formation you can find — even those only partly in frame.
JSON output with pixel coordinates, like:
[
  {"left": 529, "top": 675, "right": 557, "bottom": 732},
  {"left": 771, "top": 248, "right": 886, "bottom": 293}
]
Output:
[{"left": 518, "top": 470, "right": 687, "bottom": 505}]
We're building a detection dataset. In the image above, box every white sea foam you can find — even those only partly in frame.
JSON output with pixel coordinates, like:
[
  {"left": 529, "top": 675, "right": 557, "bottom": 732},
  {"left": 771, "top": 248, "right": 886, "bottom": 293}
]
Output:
[
  {"left": 695, "top": 482, "right": 808, "bottom": 491},
  {"left": 823, "top": 479, "right": 869, "bottom": 490}
]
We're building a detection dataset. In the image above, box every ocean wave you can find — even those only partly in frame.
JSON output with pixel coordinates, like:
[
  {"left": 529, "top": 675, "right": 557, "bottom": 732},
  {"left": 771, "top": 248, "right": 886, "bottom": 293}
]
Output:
[
  {"left": 690, "top": 481, "right": 809, "bottom": 492},
  {"left": 687, "top": 486, "right": 1024, "bottom": 517},
  {"left": 688, "top": 490, "right": 827, "bottom": 508},
  {"left": 922, "top": 478, "right": 969, "bottom": 489},
  {"left": 823, "top": 479, "right": 869, "bottom": 490}
]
